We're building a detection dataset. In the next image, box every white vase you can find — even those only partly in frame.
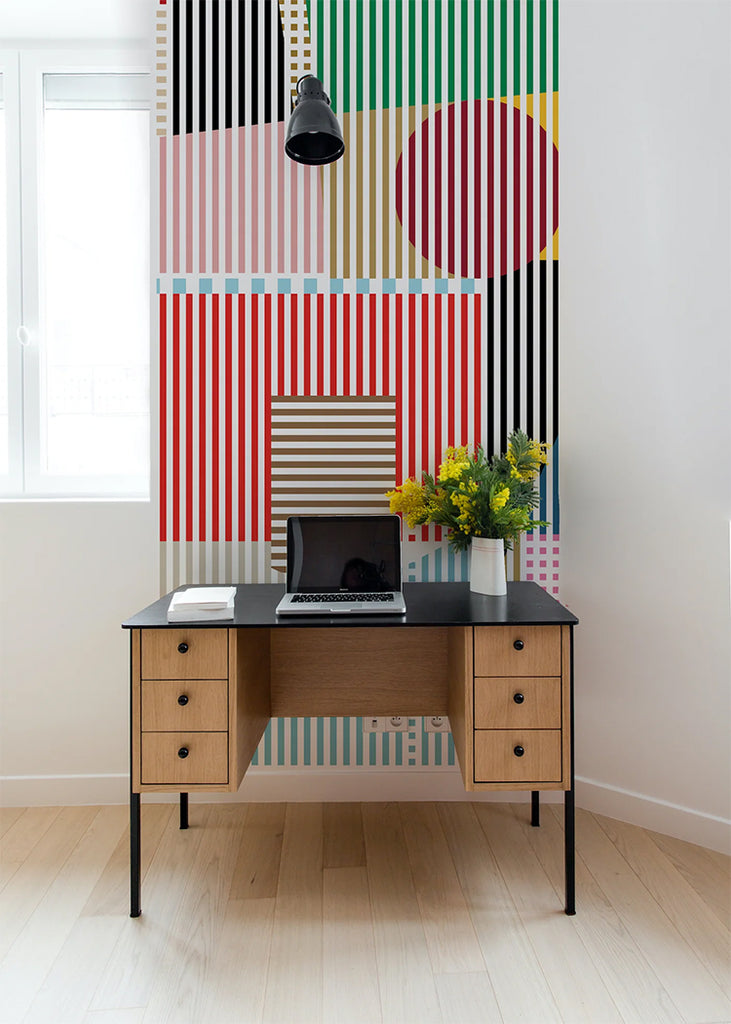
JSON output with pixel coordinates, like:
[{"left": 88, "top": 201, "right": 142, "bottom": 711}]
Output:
[{"left": 470, "top": 537, "right": 507, "bottom": 596}]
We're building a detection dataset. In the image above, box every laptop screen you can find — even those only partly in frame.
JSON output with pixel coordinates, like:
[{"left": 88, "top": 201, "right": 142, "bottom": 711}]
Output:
[{"left": 286, "top": 515, "right": 402, "bottom": 594}]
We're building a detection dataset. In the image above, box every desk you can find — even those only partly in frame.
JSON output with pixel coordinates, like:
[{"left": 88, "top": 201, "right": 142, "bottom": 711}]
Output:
[{"left": 123, "top": 581, "right": 578, "bottom": 916}]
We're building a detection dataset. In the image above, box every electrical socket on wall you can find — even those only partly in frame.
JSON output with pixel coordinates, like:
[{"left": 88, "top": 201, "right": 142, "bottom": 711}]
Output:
[
  {"left": 386, "top": 715, "right": 409, "bottom": 732},
  {"left": 425, "top": 716, "right": 450, "bottom": 733}
]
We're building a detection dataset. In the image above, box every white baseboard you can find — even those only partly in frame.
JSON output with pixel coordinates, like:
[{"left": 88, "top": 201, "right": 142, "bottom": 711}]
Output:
[
  {"left": 2, "top": 770, "right": 728, "bottom": 855},
  {"left": 576, "top": 775, "right": 731, "bottom": 856}
]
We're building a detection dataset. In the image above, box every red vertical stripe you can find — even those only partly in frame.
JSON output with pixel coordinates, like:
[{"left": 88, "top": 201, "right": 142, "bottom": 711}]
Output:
[
  {"left": 381, "top": 294, "right": 390, "bottom": 396},
  {"left": 474, "top": 294, "right": 482, "bottom": 447},
  {"left": 250, "top": 296, "right": 259, "bottom": 541},
  {"left": 408, "top": 294, "right": 416, "bottom": 478},
  {"left": 434, "top": 293, "right": 442, "bottom": 542},
  {"left": 199, "top": 135, "right": 206, "bottom": 272},
  {"left": 461, "top": 294, "right": 469, "bottom": 444},
  {"left": 159, "top": 137, "right": 167, "bottom": 274},
  {"left": 211, "top": 295, "right": 220, "bottom": 543},
  {"left": 263, "top": 295, "right": 272, "bottom": 541},
  {"left": 487, "top": 101, "right": 494, "bottom": 279},
  {"left": 198, "top": 295, "right": 207, "bottom": 541},
  {"left": 434, "top": 119, "right": 442, "bottom": 273},
  {"left": 171, "top": 294, "right": 181, "bottom": 542},
  {"left": 159, "top": 293, "right": 167, "bottom": 540},
  {"left": 185, "top": 135, "right": 193, "bottom": 273},
  {"left": 343, "top": 295, "right": 351, "bottom": 396},
  {"left": 172, "top": 137, "right": 180, "bottom": 273},
  {"left": 421, "top": 294, "right": 430, "bottom": 542},
  {"left": 474, "top": 101, "right": 482, "bottom": 278},
  {"left": 212, "top": 131, "right": 220, "bottom": 274},
  {"left": 303, "top": 294, "right": 311, "bottom": 396},
  {"left": 394, "top": 294, "right": 403, "bottom": 487},
  {"left": 460, "top": 101, "right": 469, "bottom": 277},
  {"left": 447, "top": 103, "right": 455, "bottom": 278},
  {"left": 514, "top": 107, "right": 521, "bottom": 272},
  {"left": 447, "top": 295, "right": 455, "bottom": 447},
  {"left": 237, "top": 295, "right": 246, "bottom": 540},
  {"left": 185, "top": 294, "right": 194, "bottom": 541},
  {"left": 355, "top": 294, "right": 364, "bottom": 395},
  {"left": 290, "top": 294, "right": 298, "bottom": 395},
  {"left": 330, "top": 294, "right": 338, "bottom": 395},
  {"left": 316, "top": 294, "right": 324, "bottom": 394},
  {"left": 224, "top": 294, "right": 233, "bottom": 543},
  {"left": 277, "top": 293, "right": 286, "bottom": 396},
  {"left": 369, "top": 293, "right": 377, "bottom": 395},
  {"left": 225, "top": 129, "right": 233, "bottom": 273},
  {"left": 500, "top": 100, "right": 508, "bottom": 277}
]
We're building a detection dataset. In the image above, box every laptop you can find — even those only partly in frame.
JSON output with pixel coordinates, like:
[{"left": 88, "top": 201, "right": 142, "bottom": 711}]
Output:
[{"left": 275, "top": 514, "right": 407, "bottom": 615}]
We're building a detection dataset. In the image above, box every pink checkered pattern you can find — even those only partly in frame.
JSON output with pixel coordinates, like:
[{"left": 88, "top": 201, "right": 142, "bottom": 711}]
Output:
[{"left": 523, "top": 533, "right": 560, "bottom": 596}]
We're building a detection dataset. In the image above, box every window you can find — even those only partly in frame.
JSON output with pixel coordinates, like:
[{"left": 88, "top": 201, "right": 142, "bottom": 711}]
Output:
[{"left": 1, "top": 50, "right": 150, "bottom": 498}]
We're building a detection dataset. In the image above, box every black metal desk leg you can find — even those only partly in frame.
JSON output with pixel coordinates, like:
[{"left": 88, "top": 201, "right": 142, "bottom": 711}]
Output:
[
  {"left": 564, "top": 787, "right": 576, "bottom": 915},
  {"left": 531, "top": 790, "right": 540, "bottom": 827},
  {"left": 180, "top": 792, "right": 189, "bottom": 829},
  {"left": 130, "top": 792, "right": 141, "bottom": 917}
]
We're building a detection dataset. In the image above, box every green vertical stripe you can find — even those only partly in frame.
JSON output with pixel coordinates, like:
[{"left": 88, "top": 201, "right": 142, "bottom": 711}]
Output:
[
  {"left": 422, "top": 0, "right": 428, "bottom": 107},
  {"left": 382, "top": 0, "right": 390, "bottom": 106},
  {"left": 329, "top": 0, "right": 338, "bottom": 110},
  {"left": 356, "top": 0, "right": 364, "bottom": 112},
  {"left": 342, "top": 0, "right": 350, "bottom": 111},
  {"left": 514, "top": 0, "right": 521, "bottom": 96},
  {"left": 304, "top": 716, "right": 311, "bottom": 765},
  {"left": 315, "top": 1, "right": 324, "bottom": 82},
  {"left": 290, "top": 718, "right": 298, "bottom": 766},
  {"left": 383, "top": 732, "right": 390, "bottom": 766},
  {"left": 434, "top": 0, "right": 442, "bottom": 104},
  {"left": 408, "top": 2, "right": 416, "bottom": 107},
  {"left": 526, "top": 0, "right": 534, "bottom": 95},
  {"left": 370, "top": 1, "right": 377, "bottom": 110},
  {"left": 553, "top": 0, "right": 559, "bottom": 91},
  {"left": 395, "top": 0, "right": 402, "bottom": 108},
  {"left": 317, "top": 717, "right": 324, "bottom": 765},
  {"left": 277, "top": 718, "right": 285, "bottom": 766},
  {"left": 330, "top": 716, "right": 338, "bottom": 765},
  {"left": 343, "top": 717, "right": 351, "bottom": 765},
  {"left": 540, "top": 0, "right": 547, "bottom": 94},
  {"left": 447, "top": 0, "right": 454, "bottom": 103},
  {"left": 474, "top": 0, "right": 481, "bottom": 100},
  {"left": 501, "top": 0, "right": 508, "bottom": 98},
  {"left": 487, "top": 0, "right": 494, "bottom": 97},
  {"left": 264, "top": 721, "right": 271, "bottom": 765},
  {"left": 355, "top": 716, "right": 363, "bottom": 765},
  {"left": 460, "top": 0, "right": 468, "bottom": 100}
]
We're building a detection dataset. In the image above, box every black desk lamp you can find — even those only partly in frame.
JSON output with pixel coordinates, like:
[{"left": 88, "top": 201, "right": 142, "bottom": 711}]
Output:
[{"left": 284, "top": 74, "right": 345, "bottom": 166}]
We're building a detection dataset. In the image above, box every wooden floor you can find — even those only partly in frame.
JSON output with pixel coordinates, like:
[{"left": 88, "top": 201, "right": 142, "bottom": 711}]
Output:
[{"left": 0, "top": 801, "right": 728, "bottom": 1024}]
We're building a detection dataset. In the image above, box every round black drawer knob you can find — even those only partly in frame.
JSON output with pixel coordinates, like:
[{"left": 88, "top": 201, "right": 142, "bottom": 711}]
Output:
[
  {"left": 177, "top": 746, "right": 189, "bottom": 759},
  {"left": 177, "top": 694, "right": 189, "bottom": 706},
  {"left": 513, "top": 639, "right": 525, "bottom": 651},
  {"left": 513, "top": 745, "right": 525, "bottom": 757},
  {"left": 513, "top": 692, "right": 525, "bottom": 704},
  {"left": 177, "top": 642, "right": 189, "bottom": 654}
]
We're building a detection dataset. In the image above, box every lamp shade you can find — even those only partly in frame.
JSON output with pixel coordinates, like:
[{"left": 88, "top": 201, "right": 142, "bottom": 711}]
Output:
[{"left": 284, "top": 75, "right": 344, "bottom": 165}]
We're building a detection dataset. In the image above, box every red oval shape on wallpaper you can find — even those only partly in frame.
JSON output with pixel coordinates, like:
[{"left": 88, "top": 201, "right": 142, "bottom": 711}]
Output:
[{"left": 395, "top": 99, "right": 559, "bottom": 278}]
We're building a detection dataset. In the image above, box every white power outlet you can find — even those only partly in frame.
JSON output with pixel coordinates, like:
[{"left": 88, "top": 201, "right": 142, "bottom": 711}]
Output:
[
  {"left": 425, "top": 715, "right": 450, "bottom": 733},
  {"left": 386, "top": 715, "right": 410, "bottom": 732}
]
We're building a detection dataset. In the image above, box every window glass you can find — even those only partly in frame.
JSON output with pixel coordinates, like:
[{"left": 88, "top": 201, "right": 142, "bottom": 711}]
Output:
[{"left": 40, "top": 73, "right": 149, "bottom": 482}]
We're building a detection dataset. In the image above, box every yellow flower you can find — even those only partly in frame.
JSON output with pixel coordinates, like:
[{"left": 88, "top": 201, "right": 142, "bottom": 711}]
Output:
[
  {"left": 438, "top": 446, "right": 471, "bottom": 482},
  {"left": 386, "top": 478, "right": 428, "bottom": 528},
  {"left": 490, "top": 487, "right": 510, "bottom": 511}
]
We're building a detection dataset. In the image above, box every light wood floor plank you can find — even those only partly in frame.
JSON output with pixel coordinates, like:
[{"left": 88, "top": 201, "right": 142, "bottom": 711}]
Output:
[
  {"left": 323, "top": 866, "right": 382, "bottom": 1023},
  {"left": 362, "top": 802, "right": 443, "bottom": 1024},
  {"left": 595, "top": 812, "right": 731, "bottom": 998},
  {"left": 400, "top": 802, "right": 485, "bottom": 975},
  {"left": 0, "top": 806, "right": 127, "bottom": 1024},
  {"left": 526, "top": 807, "right": 685, "bottom": 1024},
  {"left": 569, "top": 807, "right": 731, "bottom": 1023},
  {"left": 434, "top": 971, "right": 503, "bottom": 1024},
  {"left": 81, "top": 804, "right": 174, "bottom": 918},
  {"left": 83, "top": 1011, "right": 146, "bottom": 1024},
  {"left": 0, "top": 805, "right": 34, "bottom": 840},
  {"left": 0, "top": 805, "right": 96, "bottom": 959},
  {"left": 474, "top": 802, "right": 623, "bottom": 1024},
  {"left": 262, "top": 803, "right": 324, "bottom": 1024},
  {"left": 438, "top": 802, "right": 563, "bottom": 1024},
  {"left": 89, "top": 804, "right": 215, "bottom": 1013},
  {"left": 649, "top": 828, "right": 731, "bottom": 928},
  {"left": 323, "top": 802, "right": 365, "bottom": 868},
  {"left": 228, "top": 802, "right": 282, "bottom": 900},
  {"left": 140, "top": 803, "right": 249, "bottom": 1024},
  {"left": 0, "top": 806, "right": 62, "bottom": 892},
  {"left": 197, "top": 898, "right": 275, "bottom": 1024}
]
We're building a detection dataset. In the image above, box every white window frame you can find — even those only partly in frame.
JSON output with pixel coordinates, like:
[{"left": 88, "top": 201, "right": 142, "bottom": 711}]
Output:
[{"left": 1, "top": 48, "right": 151, "bottom": 499}]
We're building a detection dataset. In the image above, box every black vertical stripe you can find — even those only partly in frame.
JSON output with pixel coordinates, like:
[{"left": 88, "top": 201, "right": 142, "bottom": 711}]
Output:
[
  {"left": 486, "top": 279, "right": 495, "bottom": 459},
  {"left": 513, "top": 270, "right": 521, "bottom": 429},
  {"left": 211, "top": 0, "right": 219, "bottom": 130},
  {"left": 225, "top": 0, "right": 233, "bottom": 129},
  {"left": 525, "top": 264, "right": 534, "bottom": 437},
  {"left": 263, "top": 0, "right": 272, "bottom": 123},
  {"left": 499, "top": 274, "right": 508, "bottom": 451},
  {"left": 172, "top": 0, "right": 180, "bottom": 135},
  {"left": 251, "top": 0, "right": 259, "bottom": 125},
  {"left": 239, "top": 0, "right": 246, "bottom": 125},
  {"left": 199, "top": 0, "right": 206, "bottom": 132},
  {"left": 185, "top": 0, "right": 193, "bottom": 134},
  {"left": 538, "top": 261, "right": 547, "bottom": 445},
  {"left": 276, "top": 0, "right": 286, "bottom": 121}
]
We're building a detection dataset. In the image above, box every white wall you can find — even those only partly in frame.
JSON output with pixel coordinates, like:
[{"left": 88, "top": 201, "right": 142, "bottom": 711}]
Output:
[{"left": 560, "top": 0, "right": 731, "bottom": 852}]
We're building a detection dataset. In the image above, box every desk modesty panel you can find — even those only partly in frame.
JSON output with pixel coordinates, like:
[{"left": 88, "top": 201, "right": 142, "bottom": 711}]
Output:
[{"left": 122, "top": 581, "right": 579, "bottom": 916}]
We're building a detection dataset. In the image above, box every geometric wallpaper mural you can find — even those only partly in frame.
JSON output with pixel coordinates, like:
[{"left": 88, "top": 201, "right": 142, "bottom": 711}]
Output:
[{"left": 155, "top": 0, "right": 559, "bottom": 769}]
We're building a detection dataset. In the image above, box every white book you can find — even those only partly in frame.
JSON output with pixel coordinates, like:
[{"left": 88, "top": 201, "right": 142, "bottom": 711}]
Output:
[{"left": 167, "top": 587, "right": 236, "bottom": 622}]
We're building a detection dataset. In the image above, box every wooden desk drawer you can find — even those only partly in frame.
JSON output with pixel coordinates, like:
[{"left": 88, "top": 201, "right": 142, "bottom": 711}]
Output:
[
  {"left": 141, "top": 628, "right": 228, "bottom": 680},
  {"left": 140, "top": 732, "right": 229, "bottom": 785},
  {"left": 474, "top": 677, "right": 561, "bottom": 729},
  {"left": 474, "top": 729, "right": 562, "bottom": 783},
  {"left": 474, "top": 625, "right": 561, "bottom": 677},
  {"left": 141, "top": 679, "right": 228, "bottom": 732}
]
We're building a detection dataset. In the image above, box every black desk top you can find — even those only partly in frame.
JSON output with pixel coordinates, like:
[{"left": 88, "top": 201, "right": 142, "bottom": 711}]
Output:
[{"left": 122, "top": 581, "right": 578, "bottom": 630}]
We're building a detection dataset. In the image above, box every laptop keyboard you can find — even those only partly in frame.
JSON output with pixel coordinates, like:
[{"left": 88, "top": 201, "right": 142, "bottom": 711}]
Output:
[{"left": 291, "top": 592, "right": 395, "bottom": 603}]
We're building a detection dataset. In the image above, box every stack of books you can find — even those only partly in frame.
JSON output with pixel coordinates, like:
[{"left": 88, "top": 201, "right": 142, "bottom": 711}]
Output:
[{"left": 167, "top": 586, "right": 236, "bottom": 622}]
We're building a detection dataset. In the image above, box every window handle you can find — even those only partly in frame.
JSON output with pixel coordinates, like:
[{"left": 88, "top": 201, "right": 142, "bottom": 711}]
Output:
[{"left": 16, "top": 325, "right": 31, "bottom": 348}]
